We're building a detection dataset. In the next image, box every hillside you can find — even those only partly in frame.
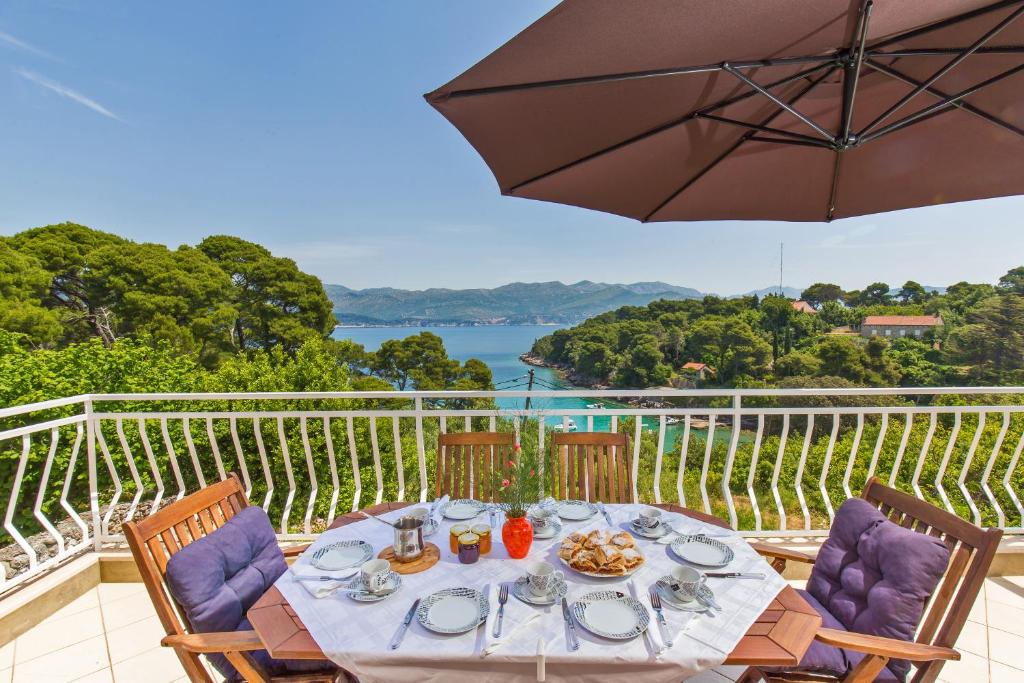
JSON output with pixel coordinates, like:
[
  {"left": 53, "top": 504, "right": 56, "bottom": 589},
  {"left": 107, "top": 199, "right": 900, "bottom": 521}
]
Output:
[{"left": 327, "top": 281, "right": 704, "bottom": 325}]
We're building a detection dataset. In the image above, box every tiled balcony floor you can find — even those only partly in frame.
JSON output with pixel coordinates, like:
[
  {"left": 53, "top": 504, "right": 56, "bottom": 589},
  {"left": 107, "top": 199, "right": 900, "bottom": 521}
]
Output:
[{"left": 2, "top": 577, "right": 1023, "bottom": 682}]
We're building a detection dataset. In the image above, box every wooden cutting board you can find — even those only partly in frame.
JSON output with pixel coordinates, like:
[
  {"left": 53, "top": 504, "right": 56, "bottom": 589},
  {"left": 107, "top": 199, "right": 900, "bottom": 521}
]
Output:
[{"left": 377, "top": 542, "right": 440, "bottom": 574}]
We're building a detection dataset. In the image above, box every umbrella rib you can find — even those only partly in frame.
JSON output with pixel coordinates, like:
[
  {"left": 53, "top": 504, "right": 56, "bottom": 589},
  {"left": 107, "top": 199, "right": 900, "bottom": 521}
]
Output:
[
  {"left": 865, "top": 59, "right": 1024, "bottom": 140},
  {"left": 641, "top": 68, "right": 837, "bottom": 223},
  {"left": 858, "top": 61, "right": 1024, "bottom": 145},
  {"left": 859, "top": 2, "right": 1024, "bottom": 137},
  {"left": 695, "top": 113, "right": 828, "bottom": 144},
  {"left": 722, "top": 64, "right": 837, "bottom": 142},
  {"left": 506, "top": 60, "right": 837, "bottom": 194},
  {"left": 869, "top": 45, "right": 1024, "bottom": 58},
  {"left": 867, "top": 0, "right": 1024, "bottom": 51},
  {"left": 437, "top": 55, "right": 836, "bottom": 100}
]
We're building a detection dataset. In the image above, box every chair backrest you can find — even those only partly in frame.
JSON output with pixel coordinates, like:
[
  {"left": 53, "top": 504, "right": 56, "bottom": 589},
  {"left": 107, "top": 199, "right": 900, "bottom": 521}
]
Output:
[
  {"left": 549, "top": 432, "right": 633, "bottom": 503},
  {"left": 123, "top": 475, "right": 250, "bottom": 683},
  {"left": 435, "top": 431, "right": 515, "bottom": 500},
  {"left": 860, "top": 477, "right": 1002, "bottom": 683}
]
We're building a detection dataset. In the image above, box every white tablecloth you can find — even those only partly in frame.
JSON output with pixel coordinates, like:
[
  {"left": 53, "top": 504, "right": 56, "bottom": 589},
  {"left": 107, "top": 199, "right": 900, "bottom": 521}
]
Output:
[{"left": 274, "top": 504, "right": 786, "bottom": 683}]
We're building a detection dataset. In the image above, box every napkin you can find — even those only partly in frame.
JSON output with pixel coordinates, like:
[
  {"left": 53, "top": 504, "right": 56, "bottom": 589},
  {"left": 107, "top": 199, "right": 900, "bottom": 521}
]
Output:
[
  {"left": 290, "top": 561, "right": 359, "bottom": 599},
  {"left": 480, "top": 583, "right": 544, "bottom": 657}
]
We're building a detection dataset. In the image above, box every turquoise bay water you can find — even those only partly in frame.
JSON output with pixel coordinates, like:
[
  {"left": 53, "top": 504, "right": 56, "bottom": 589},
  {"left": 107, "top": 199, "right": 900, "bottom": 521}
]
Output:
[{"left": 331, "top": 325, "right": 721, "bottom": 447}]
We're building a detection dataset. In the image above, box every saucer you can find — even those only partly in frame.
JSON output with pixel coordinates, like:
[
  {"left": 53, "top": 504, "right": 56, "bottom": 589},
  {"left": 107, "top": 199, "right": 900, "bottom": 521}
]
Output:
[
  {"left": 511, "top": 576, "right": 568, "bottom": 605},
  {"left": 347, "top": 572, "right": 403, "bottom": 602},
  {"left": 630, "top": 520, "right": 668, "bottom": 539},
  {"left": 532, "top": 520, "right": 562, "bottom": 538},
  {"left": 656, "top": 578, "right": 715, "bottom": 612}
]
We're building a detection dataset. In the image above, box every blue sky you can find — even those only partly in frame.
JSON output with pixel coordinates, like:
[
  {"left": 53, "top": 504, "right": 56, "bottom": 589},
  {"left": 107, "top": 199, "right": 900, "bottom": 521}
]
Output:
[{"left": 2, "top": 1, "right": 1023, "bottom": 295}]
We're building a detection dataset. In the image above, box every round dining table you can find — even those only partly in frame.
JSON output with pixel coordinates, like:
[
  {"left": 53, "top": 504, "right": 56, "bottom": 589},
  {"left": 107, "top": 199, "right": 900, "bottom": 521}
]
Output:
[{"left": 248, "top": 501, "right": 819, "bottom": 678}]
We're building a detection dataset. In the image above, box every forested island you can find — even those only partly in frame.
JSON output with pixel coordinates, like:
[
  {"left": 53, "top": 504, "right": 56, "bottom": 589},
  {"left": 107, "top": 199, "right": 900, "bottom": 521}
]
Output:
[{"left": 528, "top": 273, "right": 1024, "bottom": 389}]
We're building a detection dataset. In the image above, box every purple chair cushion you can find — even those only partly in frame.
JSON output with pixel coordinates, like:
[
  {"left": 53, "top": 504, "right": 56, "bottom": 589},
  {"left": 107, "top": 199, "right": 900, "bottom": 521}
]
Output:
[
  {"left": 805, "top": 497, "right": 950, "bottom": 680},
  {"left": 165, "top": 506, "right": 331, "bottom": 681}
]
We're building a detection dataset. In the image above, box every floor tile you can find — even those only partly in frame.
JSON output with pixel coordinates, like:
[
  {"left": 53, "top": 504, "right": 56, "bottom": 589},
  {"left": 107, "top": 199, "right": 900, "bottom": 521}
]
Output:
[
  {"left": 985, "top": 577, "right": 1024, "bottom": 608},
  {"left": 72, "top": 668, "right": 113, "bottom": 682},
  {"left": 110, "top": 646, "right": 184, "bottom": 683},
  {"left": 0, "top": 668, "right": 10, "bottom": 683},
  {"left": 988, "top": 628, "right": 1024, "bottom": 670},
  {"left": 98, "top": 587, "right": 157, "bottom": 631},
  {"left": 96, "top": 584, "right": 147, "bottom": 604},
  {"left": 0, "top": 641, "right": 14, "bottom": 670},
  {"left": 990, "top": 661, "right": 1024, "bottom": 683},
  {"left": 14, "top": 605, "right": 105, "bottom": 663},
  {"left": 12, "top": 634, "right": 109, "bottom": 682},
  {"left": 955, "top": 620, "right": 989, "bottom": 658},
  {"left": 41, "top": 589, "right": 100, "bottom": 623},
  {"left": 105, "top": 615, "right": 167, "bottom": 665},
  {"left": 937, "top": 649, "right": 989, "bottom": 683},
  {"left": 709, "top": 664, "right": 746, "bottom": 681},
  {"left": 986, "top": 599, "right": 1024, "bottom": 635},
  {"left": 968, "top": 582, "right": 988, "bottom": 624}
]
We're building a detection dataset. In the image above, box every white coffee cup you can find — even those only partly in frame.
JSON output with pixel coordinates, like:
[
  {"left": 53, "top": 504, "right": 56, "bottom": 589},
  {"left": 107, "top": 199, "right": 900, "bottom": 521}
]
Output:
[
  {"left": 669, "top": 565, "right": 707, "bottom": 602},
  {"left": 360, "top": 559, "right": 392, "bottom": 594},
  {"left": 526, "top": 560, "right": 564, "bottom": 596},
  {"left": 637, "top": 507, "right": 663, "bottom": 529}
]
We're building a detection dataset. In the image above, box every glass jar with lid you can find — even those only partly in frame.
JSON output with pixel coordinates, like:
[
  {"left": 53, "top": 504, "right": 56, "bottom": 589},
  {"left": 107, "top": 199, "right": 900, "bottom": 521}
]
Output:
[
  {"left": 457, "top": 532, "right": 481, "bottom": 564},
  {"left": 470, "top": 524, "right": 492, "bottom": 554},
  {"left": 449, "top": 524, "right": 470, "bottom": 553}
]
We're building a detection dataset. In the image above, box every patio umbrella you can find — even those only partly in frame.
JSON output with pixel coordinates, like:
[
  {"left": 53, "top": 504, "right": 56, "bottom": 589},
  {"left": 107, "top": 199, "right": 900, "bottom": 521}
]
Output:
[{"left": 425, "top": 0, "right": 1024, "bottom": 222}]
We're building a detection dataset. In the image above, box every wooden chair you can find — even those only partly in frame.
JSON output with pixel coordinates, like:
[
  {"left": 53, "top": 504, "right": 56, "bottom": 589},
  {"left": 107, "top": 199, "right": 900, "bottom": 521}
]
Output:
[
  {"left": 435, "top": 431, "right": 515, "bottom": 501},
  {"left": 549, "top": 432, "right": 634, "bottom": 503},
  {"left": 123, "top": 474, "right": 336, "bottom": 683},
  {"left": 743, "top": 477, "right": 1003, "bottom": 683}
]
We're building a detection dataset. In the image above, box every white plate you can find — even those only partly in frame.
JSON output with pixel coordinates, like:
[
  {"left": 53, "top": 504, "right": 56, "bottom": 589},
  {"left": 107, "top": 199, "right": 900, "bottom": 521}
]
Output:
[
  {"left": 417, "top": 587, "right": 490, "bottom": 634},
  {"left": 311, "top": 540, "right": 373, "bottom": 571},
  {"left": 511, "top": 576, "right": 567, "bottom": 606},
  {"left": 557, "top": 500, "right": 598, "bottom": 521},
  {"left": 347, "top": 573, "right": 402, "bottom": 603},
  {"left": 441, "top": 499, "right": 487, "bottom": 520},
  {"left": 670, "top": 534, "right": 735, "bottom": 568},
  {"left": 629, "top": 520, "right": 668, "bottom": 539},
  {"left": 572, "top": 590, "right": 650, "bottom": 640}
]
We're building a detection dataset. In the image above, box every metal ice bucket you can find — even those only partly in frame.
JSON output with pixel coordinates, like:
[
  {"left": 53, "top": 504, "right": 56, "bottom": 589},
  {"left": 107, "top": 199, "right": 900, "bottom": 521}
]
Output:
[{"left": 393, "top": 515, "right": 425, "bottom": 562}]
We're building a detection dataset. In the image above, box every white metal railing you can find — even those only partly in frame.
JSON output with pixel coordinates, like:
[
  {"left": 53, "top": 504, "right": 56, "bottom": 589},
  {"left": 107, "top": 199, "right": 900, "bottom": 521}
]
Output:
[{"left": 1, "top": 387, "right": 1022, "bottom": 595}]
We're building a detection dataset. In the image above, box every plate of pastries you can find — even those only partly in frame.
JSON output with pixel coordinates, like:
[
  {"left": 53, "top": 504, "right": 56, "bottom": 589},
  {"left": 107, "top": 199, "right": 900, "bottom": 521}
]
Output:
[{"left": 557, "top": 529, "right": 645, "bottom": 577}]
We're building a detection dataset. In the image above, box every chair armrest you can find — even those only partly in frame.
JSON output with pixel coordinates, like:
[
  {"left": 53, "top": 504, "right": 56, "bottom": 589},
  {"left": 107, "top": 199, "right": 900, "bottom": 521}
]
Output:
[
  {"left": 815, "top": 628, "right": 960, "bottom": 663},
  {"left": 161, "top": 630, "right": 265, "bottom": 654},
  {"left": 281, "top": 543, "right": 310, "bottom": 558},
  {"left": 750, "top": 542, "right": 815, "bottom": 573}
]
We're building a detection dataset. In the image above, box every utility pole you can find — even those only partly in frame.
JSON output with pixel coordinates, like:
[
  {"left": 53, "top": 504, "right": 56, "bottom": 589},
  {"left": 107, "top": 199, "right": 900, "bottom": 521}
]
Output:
[
  {"left": 523, "top": 368, "right": 535, "bottom": 412},
  {"left": 779, "top": 242, "right": 784, "bottom": 296}
]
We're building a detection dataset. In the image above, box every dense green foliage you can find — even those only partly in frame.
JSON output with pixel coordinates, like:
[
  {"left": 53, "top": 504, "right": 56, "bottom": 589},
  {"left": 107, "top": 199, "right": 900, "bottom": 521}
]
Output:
[{"left": 532, "top": 270, "right": 1024, "bottom": 388}]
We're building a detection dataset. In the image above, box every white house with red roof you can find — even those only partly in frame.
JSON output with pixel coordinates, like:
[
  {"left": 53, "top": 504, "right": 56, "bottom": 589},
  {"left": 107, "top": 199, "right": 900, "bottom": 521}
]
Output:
[{"left": 860, "top": 314, "right": 942, "bottom": 339}]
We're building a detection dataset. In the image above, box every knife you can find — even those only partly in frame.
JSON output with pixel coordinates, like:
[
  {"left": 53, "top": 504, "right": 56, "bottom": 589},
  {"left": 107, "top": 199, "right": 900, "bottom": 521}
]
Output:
[
  {"left": 561, "top": 598, "right": 580, "bottom": 651},
  {"left": 390, "top": 598, "right": 421, "bottom": 650},
  {"left": 705, "top": 571, "right": 765, "bottom": 579}
]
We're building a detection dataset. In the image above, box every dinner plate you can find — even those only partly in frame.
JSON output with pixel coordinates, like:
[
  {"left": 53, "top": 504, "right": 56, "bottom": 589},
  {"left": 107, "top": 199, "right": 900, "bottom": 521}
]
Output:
[
  {"left": 510, "top": 576, "right": 567, "bottom": 606},
  {"left": 670, "top": 534, "right": 735, "bottom": 568},
  {"left": 347, "top": 572, "right": 403, "bottom": 603},
  {"left": 311, "top": 540, "right": 373, "bottom": 571},
  {"left": 571, "top": 590, "right": 650, "bottom": 640},
  {"left": 656, "top": 578, "right": 716, "bottom": 612},
  {"left": 441, "top": 499, "right": 487, "bottom": 520},
  {"left": 629, "top": 520, "right": 669, "bottom": 539},
  {"left": 417, "top": 587, "right": 490, "bottom": 634},
  {"left": 557, "top": 500, "right": 598, "bottom": 521}
]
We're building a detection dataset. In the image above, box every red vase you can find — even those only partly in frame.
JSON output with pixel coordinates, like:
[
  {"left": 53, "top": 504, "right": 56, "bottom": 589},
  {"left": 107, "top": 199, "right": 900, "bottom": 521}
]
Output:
[{"left": 502, "top": 515, "right": 533, "bottom": 559}]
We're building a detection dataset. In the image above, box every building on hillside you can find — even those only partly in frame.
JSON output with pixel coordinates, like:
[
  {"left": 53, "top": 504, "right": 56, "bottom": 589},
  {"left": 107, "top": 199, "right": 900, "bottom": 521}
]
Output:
[
  {"left": 791, "top": 300, "right": 816, "bottom": 314},
  {"left": 827, "top": 325, "right": 858, "bottom": 335},
  {"left": 860, "top": 315, "right": 942, "bottom": 339},
  {"left": 680, "top": 361, "right": 712, "bottom": 381}
]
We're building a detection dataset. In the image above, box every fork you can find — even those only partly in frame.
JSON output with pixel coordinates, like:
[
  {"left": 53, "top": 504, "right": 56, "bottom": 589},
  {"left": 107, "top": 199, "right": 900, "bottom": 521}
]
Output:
[
  {"left": 493, "top": 584, "right": 509, "bottom": 637},
  {"left": 648, "top": 588, "right": 672, "bottom": 648}
]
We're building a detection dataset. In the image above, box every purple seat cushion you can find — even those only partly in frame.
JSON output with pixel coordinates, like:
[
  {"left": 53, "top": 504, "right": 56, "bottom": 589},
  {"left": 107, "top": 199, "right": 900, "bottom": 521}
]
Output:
[
  {"left": 165, "top": 506, "right": 331, "bottom": 681},
  {"left": 804, "top": 497, "right": 950, "bottom": 680}
]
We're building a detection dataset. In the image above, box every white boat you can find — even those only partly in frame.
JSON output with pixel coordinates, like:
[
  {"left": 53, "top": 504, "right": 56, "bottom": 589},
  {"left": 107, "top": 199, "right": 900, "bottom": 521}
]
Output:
[
  {"left": 553, "top": 419, "right": 578, "bottom": 432},
  {"left": 584, "top": 402, "right": 605, "bottom": 409}
]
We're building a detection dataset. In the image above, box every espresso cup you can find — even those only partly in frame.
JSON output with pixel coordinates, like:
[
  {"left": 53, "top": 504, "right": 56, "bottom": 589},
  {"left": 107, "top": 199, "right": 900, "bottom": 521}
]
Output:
[
  {"left": 360, "top": 559, "right": 392, "bottom": 594},
  {"left": 669, "top": 565, "right": 706, "bottom": 602},
  {"left": 637, "top": 507, "right": 663, "bottom": 529},
  {"left": 528, "top": 508, "right": 555, "bottom": 530},
  {"left": 526, "top": 560, "right": 564, "bottom": 597}
]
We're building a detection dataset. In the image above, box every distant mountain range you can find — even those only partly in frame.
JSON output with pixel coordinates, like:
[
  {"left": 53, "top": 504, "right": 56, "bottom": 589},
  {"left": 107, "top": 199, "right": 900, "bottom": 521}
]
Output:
[{"left": 326, "top": 281, "right": 801, "bottom": 326}]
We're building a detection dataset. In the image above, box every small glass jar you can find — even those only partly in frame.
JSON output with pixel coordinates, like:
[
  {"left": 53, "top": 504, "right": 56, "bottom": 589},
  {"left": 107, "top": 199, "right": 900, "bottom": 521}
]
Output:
[
  {"left": 449, "top": 524, "right": 470, "bottom": 553},
  {"left": 470, "top": 524, "right": 492, "bottom": 555},
  {"left": 457, "top": 532, "right": 481, "bottom": 564}
]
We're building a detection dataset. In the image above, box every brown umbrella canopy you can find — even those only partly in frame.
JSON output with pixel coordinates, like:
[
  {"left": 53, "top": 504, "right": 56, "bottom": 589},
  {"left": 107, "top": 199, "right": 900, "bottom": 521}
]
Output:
[{"left": 425, "top": 0, "right": 1024, "bottom": 222}]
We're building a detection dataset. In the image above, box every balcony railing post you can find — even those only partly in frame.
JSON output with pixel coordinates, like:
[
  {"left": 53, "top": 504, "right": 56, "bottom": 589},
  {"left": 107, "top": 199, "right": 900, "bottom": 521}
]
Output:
[{"left": 85, "top": 397, "right": 102, "bottom": 552}]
